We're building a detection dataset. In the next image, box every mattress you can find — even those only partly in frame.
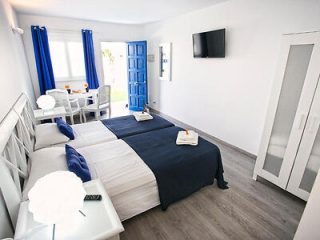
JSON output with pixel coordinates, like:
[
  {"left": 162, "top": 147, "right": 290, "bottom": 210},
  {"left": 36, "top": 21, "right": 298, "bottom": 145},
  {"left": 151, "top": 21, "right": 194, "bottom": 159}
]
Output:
[
  {"left": 24, "top": 140, "right": 160, "bottom": 221},
  {"left": 123, "top": 126, "right": 228, "bottom": 210},
  {"left": 55, "top": 114, "right": 174, "bottom": 149},
  {"left": 55, "top": 121, "right": 117, "bottom": 148},
  {"left": 78, "top": 140, "right": 160, "bottom": 220},
  {"left": 100, "top": 114, "right": 174, "bottom": 138}
]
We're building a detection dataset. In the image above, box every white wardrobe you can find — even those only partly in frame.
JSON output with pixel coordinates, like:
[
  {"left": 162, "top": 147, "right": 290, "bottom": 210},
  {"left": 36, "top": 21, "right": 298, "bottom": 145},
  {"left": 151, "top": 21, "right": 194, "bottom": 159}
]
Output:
[{"left": 253, "top": 31, "right": 320, "bottom": 201}]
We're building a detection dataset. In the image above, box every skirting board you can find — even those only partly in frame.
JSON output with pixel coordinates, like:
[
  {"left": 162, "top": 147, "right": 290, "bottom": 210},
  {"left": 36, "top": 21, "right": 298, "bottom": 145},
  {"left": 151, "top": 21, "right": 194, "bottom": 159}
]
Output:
[{"left": 150, "top": 108, "right": 257, "bottom": 160}]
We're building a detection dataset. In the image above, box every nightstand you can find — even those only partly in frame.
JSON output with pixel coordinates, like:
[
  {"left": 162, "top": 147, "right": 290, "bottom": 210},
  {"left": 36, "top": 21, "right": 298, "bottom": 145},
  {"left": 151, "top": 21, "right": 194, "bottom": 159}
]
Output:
[
  {"left": 33, "top": 106, "right": 67, "bottom": 123},
  {"left": 15, "top": 179, "right": 124, "bottom": 240}
]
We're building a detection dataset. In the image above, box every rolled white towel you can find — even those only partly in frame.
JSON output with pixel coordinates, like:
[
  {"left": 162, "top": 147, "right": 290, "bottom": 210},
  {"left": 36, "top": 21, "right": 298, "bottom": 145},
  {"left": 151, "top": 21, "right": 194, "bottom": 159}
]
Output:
[
  {"left": 176, "top": 130, "right": 198, "bottom": 146},
  {"left": 133, "top": 112, "right": 153, "bottom": 122}
]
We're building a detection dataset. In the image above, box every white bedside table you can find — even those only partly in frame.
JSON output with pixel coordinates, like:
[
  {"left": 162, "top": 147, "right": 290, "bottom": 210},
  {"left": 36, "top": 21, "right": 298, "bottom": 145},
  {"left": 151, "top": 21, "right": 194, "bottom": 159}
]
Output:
[
  {"left": 33, "top": 106, "right": 67, "bottom": 123},
  {"left": 15, "top": 179, "right": 124, "bottom": 240}
]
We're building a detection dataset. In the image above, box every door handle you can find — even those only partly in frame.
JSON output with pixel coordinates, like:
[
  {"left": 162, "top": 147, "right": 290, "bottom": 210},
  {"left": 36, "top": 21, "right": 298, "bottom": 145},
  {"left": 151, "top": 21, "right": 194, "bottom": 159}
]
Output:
[
  {"left": 308, "top": 116, "right": 320, "bottom": 133},
  {"left": 297, "top": 113, "right": 307, "bottom": 130}
]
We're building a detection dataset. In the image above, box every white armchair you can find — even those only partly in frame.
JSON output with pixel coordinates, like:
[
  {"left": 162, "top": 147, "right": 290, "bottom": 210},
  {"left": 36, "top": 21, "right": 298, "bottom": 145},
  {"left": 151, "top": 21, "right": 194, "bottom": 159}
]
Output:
[
  {"left": 82, "top": 85, "right": 111, "bottom": 122},
  {"left": 46, "top": 89, "right": 82, "bottom": 124}
]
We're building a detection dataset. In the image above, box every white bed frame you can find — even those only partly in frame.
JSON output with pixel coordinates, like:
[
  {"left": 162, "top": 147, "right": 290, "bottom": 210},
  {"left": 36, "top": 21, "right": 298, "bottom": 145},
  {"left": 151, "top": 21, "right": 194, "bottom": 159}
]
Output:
[{"left": 0, "top": 93, "right": 35, "bottom": 231}]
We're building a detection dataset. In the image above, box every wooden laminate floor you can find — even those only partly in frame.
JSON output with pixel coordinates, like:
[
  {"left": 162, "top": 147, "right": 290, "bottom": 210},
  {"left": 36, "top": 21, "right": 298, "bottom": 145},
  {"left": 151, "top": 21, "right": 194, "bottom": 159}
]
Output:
[{"left": 120, "top": 136, "right": 305, "bottom": 240}]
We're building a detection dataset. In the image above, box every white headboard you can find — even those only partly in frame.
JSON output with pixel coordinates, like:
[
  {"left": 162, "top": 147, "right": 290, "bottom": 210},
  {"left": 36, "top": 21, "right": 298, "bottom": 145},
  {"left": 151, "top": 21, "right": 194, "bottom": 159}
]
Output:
[{"left": 0, "top": 93, "right": 35, "bottom": 230}]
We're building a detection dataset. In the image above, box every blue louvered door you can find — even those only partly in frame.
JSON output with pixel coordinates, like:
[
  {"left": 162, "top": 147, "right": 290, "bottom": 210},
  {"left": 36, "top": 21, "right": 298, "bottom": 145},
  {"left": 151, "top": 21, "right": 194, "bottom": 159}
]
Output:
[{"left": 127, "top": 41, "right": 147, "bottom": 111}]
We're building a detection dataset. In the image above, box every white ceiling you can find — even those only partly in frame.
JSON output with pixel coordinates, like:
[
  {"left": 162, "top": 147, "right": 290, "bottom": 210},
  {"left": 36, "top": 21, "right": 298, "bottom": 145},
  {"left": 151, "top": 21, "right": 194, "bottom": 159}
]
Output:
[{"left": 9, "top": 0, "right": 227, "bottom": 24}]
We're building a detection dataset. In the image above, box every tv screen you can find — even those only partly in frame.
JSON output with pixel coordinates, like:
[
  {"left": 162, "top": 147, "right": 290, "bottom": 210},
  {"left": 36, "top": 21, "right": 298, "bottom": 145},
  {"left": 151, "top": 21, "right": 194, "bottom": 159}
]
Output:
[{"left": 193, "top": 29, "right": 225, "bottom": 58}]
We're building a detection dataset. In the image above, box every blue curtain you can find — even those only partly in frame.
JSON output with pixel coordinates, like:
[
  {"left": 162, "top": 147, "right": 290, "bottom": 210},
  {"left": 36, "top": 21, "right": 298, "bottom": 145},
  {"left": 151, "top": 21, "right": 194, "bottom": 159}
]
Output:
[
  {"left": 31, "top": 26, "right": 55, "bottom": 95},
  {"left": 82, "top": 29, "right": 99, "bottom": 89}
]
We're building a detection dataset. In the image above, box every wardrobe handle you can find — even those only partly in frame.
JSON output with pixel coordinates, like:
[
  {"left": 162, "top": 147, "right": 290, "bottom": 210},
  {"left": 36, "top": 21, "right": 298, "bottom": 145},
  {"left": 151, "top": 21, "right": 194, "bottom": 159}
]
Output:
[{"left": 297, "top": 114, "right": 307, "bottom": 130}]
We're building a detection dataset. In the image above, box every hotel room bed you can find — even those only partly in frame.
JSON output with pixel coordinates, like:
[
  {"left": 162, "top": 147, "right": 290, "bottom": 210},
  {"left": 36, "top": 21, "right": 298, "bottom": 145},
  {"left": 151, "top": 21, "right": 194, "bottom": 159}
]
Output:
[
  {"left": 55, "top": 121, "right": 117, "bottom": 148},
  {"left": 36, "top": 114, "right": 174, "bottom": 149},
  {"left": 0, "top": 93, "right": 186, "bottom": 227},
  {"left": 24, "top": 140, "right": 159, "bottom": 221},
  {"left": 100, "top": 113, "right": 174, "bottom": 138},
  {"left": 123, "top": 126, "right": 228, "bottom": 210},
  {"left": 24, "top": 126, "right": 228, "bottom": 220}
]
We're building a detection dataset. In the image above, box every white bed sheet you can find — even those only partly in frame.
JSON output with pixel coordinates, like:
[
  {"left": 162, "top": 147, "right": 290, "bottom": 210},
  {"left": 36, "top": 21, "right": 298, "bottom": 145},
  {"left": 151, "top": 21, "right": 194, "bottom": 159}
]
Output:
[
  {"left": 78, "top": 140, "right": 160, "bottom": 220},
  {"left": 25, "top": 140, "right": 160, "bottom": 221},
  {"left": 55, "top": 121, "right": 117, "bottom": 149}
]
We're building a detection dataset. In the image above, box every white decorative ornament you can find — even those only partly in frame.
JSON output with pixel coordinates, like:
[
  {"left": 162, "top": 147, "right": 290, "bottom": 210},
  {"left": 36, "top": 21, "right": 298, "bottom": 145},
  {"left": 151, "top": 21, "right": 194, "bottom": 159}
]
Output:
[
  {"left": 28, "top": 171, "right": 86, "bottom": 225},
  {"left": 36, "top": 95, "right": 56, "bottom": 110}
]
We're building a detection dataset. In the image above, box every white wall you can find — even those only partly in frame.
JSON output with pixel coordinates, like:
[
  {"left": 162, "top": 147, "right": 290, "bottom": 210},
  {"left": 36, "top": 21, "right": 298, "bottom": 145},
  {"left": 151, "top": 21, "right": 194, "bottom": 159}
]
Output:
[
  {"left": 14, "top": 0, "right": 320, "bottom": 155},
  {"left": 0, "top": 1, "right": 34, "bottom": 237},
  {"left": 18, "top": 14, "right": 145, "bottom": 98},
  {"left": 144, "top": 0, "right": 320, "bottom": 154},
  {"left": 0, "top": 0, "right": 34, "bottom": 122}
]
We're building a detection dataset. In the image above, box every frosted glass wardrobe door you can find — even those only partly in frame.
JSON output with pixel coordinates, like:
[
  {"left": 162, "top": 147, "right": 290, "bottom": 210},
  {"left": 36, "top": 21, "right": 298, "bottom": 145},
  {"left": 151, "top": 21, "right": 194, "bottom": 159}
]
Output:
[
  {"left": 287, "top": 77, "right": 320, "bottom": 200},
  {"left": 254, "top": 32, "right": 320, "bottom": 189},
  {"left": 262, "top": 44, "right": 313, "bottom": 176}
]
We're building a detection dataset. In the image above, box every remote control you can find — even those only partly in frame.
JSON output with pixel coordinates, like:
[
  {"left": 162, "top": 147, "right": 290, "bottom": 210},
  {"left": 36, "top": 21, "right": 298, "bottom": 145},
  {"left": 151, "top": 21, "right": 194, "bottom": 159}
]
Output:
[{"left": 84, "top": 194, "right": 102, "bottom": 201}]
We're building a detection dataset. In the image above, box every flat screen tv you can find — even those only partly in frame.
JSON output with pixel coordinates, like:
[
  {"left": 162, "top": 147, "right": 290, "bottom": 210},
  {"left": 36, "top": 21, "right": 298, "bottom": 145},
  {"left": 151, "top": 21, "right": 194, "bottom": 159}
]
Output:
[{"left": 193, "top": 28, "right": 225, "bottom": 58}]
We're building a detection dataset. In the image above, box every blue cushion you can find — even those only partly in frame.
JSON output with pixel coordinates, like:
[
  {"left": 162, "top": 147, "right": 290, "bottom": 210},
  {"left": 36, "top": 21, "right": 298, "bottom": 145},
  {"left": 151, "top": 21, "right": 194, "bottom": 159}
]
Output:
[
  {"left": 56, "top": 118, "right": 75, "bottom": 140},
  {"left": 65, "top": 144, "right": 91, "bottom": 182}
]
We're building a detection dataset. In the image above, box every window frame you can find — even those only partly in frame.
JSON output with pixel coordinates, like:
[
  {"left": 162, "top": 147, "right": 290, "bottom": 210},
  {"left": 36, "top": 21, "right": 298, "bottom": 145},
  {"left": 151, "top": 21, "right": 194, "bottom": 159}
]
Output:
[{"left": 48, "top": 31, "right": 86, "bottom": 82}]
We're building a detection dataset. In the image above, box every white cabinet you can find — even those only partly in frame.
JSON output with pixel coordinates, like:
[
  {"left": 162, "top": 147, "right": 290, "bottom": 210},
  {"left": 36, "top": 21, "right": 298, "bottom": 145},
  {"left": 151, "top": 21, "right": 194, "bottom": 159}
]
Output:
[
  {"left": 253, "top": 31, "right": 320, "bottom": 201},
  {"left": 287, "top": 81, "right": 320, "bottom": 199},
  {"left": 294, "top": 169, "right": 320, "bottom": 240}
]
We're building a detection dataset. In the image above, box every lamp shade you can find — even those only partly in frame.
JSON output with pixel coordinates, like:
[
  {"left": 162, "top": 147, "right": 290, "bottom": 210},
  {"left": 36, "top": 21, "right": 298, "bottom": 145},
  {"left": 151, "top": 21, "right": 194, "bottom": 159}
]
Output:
[
  {"left": 28, "top": 171, "right": 86, "bottom": 225},
  {"left": 36, "top": 95, "right": 56, "bottom": 110}
]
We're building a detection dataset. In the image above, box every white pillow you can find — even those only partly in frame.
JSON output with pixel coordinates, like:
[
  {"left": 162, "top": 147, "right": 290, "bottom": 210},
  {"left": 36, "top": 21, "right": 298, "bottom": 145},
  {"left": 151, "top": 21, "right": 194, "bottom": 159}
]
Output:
[
  {"left": 34, "top": 123, "right": 69, "bottom": 150},
  {"left": 22, "top": 147, "right": 68, "bottom": 200}
]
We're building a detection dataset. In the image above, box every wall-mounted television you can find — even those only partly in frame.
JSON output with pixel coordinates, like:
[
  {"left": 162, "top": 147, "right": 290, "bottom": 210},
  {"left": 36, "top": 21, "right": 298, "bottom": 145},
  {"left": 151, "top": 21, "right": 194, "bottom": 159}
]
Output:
[{"left": 192, "top": 28, "right": 225, "bottom": 58}]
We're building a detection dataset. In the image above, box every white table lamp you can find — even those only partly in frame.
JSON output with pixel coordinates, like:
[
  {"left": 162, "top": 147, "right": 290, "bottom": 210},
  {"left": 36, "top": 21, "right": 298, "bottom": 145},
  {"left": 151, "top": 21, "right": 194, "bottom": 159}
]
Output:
[
  {"left": 36, "top": 95, "right": 56, "bottom": 111},
  {"left": 28, "top": 171, "right": 86, "bottom": 239}
]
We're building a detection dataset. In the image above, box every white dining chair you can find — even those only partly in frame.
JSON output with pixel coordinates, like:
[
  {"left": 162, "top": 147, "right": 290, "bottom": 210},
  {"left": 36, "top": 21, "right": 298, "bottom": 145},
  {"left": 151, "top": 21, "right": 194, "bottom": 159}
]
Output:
[
  {"left": 46, "top": 89, "right": 82, "bottom": 124},
  {"left": 82, "top": 85, "right": 111, "bottom": 122}
]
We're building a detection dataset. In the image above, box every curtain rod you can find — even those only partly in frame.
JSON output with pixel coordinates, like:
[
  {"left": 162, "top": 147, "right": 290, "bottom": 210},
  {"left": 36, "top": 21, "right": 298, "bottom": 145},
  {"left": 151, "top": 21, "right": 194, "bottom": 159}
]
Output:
[{"left": 32, "top": 27, "right": 101, "bottom": 34}]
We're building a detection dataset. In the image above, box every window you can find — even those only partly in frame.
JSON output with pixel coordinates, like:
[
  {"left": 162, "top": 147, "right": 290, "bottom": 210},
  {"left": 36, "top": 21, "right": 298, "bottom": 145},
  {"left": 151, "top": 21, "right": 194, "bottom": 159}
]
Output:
[{"left": 49, "top": 33, "right": 85, "bottom": 81}]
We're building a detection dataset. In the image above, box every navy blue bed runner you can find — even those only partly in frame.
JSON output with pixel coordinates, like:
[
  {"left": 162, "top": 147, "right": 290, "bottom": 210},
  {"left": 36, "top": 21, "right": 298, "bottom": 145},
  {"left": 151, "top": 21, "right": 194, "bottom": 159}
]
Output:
[
  {"left": 101, "top": 114, "right": 174, "bottom": 138},
  {"left": 123, "top": 126, "right": 228, "bottom": 210}
]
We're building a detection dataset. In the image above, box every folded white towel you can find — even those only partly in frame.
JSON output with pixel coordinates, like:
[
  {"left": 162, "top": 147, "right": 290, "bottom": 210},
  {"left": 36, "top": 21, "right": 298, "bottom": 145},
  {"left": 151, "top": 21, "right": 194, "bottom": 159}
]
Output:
[
  {"left": 133, "top": 112, "right": 153, "bottom": 122},
  {"left": 178, "top": 130, "right": 196, "bottom": 141},
  {"left": 176, "top": 130, "right": 198, "bottom": 146}
]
